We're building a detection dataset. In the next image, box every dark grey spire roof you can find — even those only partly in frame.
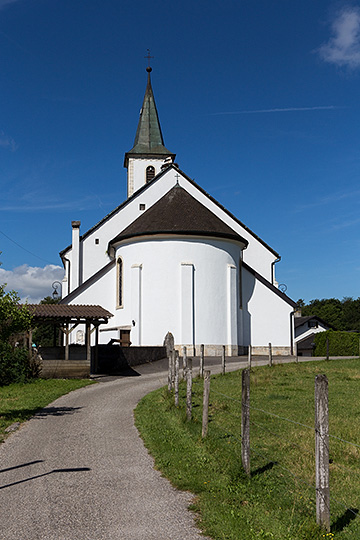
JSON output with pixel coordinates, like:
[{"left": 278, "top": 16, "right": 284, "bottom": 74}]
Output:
[
  {"left": 124, "top": 69, "right": 175, "bottom": 166},
  {"left": 109, "top": 185, "right": 248, "bottom": 247}
]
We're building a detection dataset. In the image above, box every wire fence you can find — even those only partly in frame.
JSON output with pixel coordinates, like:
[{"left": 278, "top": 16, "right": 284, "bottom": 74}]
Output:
[{"left": 167, "top": 349, "right": 360, "bottom": 534}]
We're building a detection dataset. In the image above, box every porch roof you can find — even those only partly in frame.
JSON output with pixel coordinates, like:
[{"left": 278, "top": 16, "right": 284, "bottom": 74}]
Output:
[{"left": 26, "top": 304, "right": 113, "bottom": 324}]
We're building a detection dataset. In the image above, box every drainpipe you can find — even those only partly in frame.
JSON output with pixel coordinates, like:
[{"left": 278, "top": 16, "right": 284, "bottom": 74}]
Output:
[
  {"left": 63, "top": 256, "right": 71, "bottom": 297},
  {"left": 71, "top": 221, "right": 81, "bottom": 291},
  {"left": 271, "top": 256, "right": 281, "bottom": 285},
  {"left": 290, "top": 311, "right": 295, "bottom": 355}
]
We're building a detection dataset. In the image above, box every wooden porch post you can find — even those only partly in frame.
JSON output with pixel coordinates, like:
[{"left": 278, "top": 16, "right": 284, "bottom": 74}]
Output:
[
  {"left": 65, "top": 324, "right": 69, "bottom": 362},
  {"left": 86, "top": 321, "right": 91, "bottom": 366}
]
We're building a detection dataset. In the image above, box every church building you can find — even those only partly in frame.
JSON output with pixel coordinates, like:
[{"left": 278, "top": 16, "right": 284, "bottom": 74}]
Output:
[{"left": 59, "top": 67, "right": 297, "bottom": 356}]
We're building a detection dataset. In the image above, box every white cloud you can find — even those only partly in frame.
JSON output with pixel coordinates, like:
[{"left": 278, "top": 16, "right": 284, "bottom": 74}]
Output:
[
  {"left": 0, "top": 264, "right": 64, "bottom": 303},
  {"left": 318, "top": 7, "right": 360, "bottom": 68},
  {"left": 0, "top": 131, "right": 17, "bottom": 151}
]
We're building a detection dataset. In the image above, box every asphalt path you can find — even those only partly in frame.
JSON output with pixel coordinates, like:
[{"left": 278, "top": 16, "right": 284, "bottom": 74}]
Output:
[
  {"left": 0, "top": 354, "right": 328, "bottom": 539},
  {"left": 0, "top": 357, "right": 246, "bottom": 540}
]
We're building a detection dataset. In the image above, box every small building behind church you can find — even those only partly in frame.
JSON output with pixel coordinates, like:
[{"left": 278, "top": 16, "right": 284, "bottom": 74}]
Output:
[{"left": 59, "top": 67, "right": 297, "bottom": 356}]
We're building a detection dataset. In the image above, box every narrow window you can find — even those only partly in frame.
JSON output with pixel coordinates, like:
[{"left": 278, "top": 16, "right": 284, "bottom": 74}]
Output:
[
  {"left": 117, "top": 257, "right": 123, "bottom": 308},
  {"left": 146, "top": 165, "right": 155, "bottom": 183},
  {"left": 139, "top": 203, "right": 146, "bottom": 211},
  {"left": 95, "top": 238, "right": 99, "bottom": 245}
]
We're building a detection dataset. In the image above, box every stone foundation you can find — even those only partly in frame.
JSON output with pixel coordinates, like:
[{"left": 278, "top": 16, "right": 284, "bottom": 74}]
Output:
[
  {"left": 250, "top": 346, "right": 292, "bottom": 356},
  {"left": 175, "top": 344, "right": 245, "bottom": 357}
]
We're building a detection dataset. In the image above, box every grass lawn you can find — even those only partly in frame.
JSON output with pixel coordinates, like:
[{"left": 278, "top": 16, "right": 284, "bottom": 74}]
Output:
[
  {"left": 135, "top": 358, "right": 360, "bottom": 540},
  {"left": 0, "top": 378, "right": 94, "bottom": 443}
]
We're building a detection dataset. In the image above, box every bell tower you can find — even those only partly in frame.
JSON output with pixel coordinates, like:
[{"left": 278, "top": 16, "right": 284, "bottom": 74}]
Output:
[{"left": 124, "top": 67, "right": 175, "bottom": 198}]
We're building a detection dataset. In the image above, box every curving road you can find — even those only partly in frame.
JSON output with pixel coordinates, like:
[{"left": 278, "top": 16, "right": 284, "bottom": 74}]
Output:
[
  {"left": 0, "top": 354, "right": 316, "bottom": 539},
  {"left": 0, "top": 358, "right": 248, "bottom": 540}
]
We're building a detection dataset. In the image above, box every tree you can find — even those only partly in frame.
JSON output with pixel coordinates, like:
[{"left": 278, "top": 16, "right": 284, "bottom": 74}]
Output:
[
  {"left": 0, "top": 284, "right": 32, "bottom": 343},
  {"left": 0, "top": 283, "right": 33, "bottom": 386},
  {"left": 32, "top": 296, "right": 60, "bottom": 347}
]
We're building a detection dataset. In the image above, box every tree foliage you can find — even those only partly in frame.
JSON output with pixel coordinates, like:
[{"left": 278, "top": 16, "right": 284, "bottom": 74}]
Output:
[
  {"left": 32, "top": 296, "right": 60, "bottom": 347},
  {"left": 0, "top": 283, "right": 34, "bottom": 385},
  {"left": 297, "top": 297, "right": 360, "bottom": 332},
  {"left": 0, "top": 284, "right": 32, "bottom": 342}
]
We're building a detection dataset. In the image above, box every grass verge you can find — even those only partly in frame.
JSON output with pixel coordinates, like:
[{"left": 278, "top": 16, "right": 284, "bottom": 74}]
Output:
[
  {"left": 135, "top": 358, "right": 360, "bottom": 540},
  {"left": 0, "top": 378, "right": 94, "bottom": 443}
]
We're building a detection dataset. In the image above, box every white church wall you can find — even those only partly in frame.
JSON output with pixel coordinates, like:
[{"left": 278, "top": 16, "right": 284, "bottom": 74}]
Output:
[
  {"left": 242, "top": 266, "right": 293, "bottom": 354},
  {"left": 114, "top": 236, "right": 242, "bottom": 354}
]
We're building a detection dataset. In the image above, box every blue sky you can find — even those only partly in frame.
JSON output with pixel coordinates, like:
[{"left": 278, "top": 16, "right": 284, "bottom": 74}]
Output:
[{"left": 0, "top": 0, "right": 360, "bottom": 303}]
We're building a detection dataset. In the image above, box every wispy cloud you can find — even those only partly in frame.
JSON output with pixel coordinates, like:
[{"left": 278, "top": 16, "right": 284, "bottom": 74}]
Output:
[
  {"left": 0, "top": 0, "right": 21, "bottom": 10},
  {"left": 331, "top": 216, "right": 360, "bottom": 231},
  {"left": 295, "top": 187, "right": 360, "bottom": 212},
  {"left": 317, "top": 7, "right": 360, "bottom": 69},
  {"left": 209, "top": 106, "right": 339, "bottom": 115},
  {"left": 0, "top": 131, "right": 17, "bottom": 151},
  {"left": 0, "top": 264, "right": 64, "bottom": 304}
]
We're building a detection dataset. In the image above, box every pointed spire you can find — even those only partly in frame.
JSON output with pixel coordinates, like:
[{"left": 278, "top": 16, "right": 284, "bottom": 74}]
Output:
[{"left": 125, "top": 68, "right": 174, "bottom": 163}]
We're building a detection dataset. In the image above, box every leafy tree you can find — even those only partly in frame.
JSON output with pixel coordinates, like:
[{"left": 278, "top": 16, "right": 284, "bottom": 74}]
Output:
[
  {"left": 0, "top": 283, "right": 33, "bottom": 385},
  {"left": 300, "top": 297, "right": 360, "bottom": 331},
  {"left": 0, "top": 284, "right": 32, "bottom": 342},
  {"left": 32, "top": 296, "right": 60, "bottom": 347}
]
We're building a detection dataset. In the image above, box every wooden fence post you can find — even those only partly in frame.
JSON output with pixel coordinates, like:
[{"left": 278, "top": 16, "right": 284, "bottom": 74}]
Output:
[
  {"left": 221, "top": 345, "right": 226, "bottom": 375},
  {"left": 174, "top": 350, "right": 180, "bottom": 407},
  {"left": 241, "top": 368, "right": 250, "bottom": 476},
  {"left": 182, "top": 346, "right": 187, "bottom": 379},
  {"left": 168, "top": 349, "right": 173, "bottom": 392},
  {"left": 315, "top": 374, "right": 330, "bottom": 532},
  {"left": 186, "top": 358, "right": 193, "bottom": 421},
  {"left": 268, "top": 342, "right": 273, "bottom": 367},
  {"left": 200, "top": 344, "right": 205, "bottom": 378},
  {"left": 248, "top": 345, "right": 251, "bottom": 368},
  {"left": 171, "top": 349, "right": 176, "bottom": 387},
  {"left": 202, "top": 370, "right": 211, "bottom": 438}
]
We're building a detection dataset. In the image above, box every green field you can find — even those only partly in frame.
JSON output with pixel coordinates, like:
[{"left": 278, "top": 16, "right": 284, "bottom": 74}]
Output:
[
  {"left": 135, "top": 359, "right": 360, "bottom": 540},
  {"left": 0, "top": 378, "right": 94, "bottom": 443}
]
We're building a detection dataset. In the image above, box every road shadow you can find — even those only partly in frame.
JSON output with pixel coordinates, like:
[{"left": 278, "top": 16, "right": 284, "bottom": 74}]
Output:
[
  {"left": 1, "top": 406, "right": 83, "bottom": 424},
  {"left": 35, "top": 406, "right": 83, "bottom": 417},
  {"left": 0, "top": 467, "right": 91, "bottom": 490},
  {"left": 0, "top": 460, "right": 44, "bottom": 474}
]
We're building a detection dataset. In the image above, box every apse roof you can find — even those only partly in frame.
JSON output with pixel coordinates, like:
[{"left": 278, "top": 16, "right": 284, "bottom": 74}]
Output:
[{"left": 109, "top": 184, "right": 248, "bottom": 246}]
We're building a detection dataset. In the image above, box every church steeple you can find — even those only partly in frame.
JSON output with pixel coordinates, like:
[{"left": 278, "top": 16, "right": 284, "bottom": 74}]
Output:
[{"left": 124, "top": 67, "right": 175, "bottom": 198}]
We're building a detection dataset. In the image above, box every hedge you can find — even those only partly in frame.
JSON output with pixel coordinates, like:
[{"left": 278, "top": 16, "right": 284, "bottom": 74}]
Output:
[{"left": 314, "top": 330, "right": 360, "bottom": 357}]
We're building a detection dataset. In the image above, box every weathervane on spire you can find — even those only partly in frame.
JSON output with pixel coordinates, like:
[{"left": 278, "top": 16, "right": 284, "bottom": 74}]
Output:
[{"left": 145, "top": 48, "right": 154, "bottom": 72}]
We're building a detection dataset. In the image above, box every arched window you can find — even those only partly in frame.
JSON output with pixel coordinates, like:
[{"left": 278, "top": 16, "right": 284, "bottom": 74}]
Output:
[
  {"left": 117, "top": 257, "right": 123, "bottom": 308},
  {"left": 146, "top": 165, "right": 155, "bottom": 183}
]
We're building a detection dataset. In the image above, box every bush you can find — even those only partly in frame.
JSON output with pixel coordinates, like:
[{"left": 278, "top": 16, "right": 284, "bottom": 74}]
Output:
[
  {"left": 0, "top": 342, "right": 32, "bottom": 386},
  {"left": 314, "top": 330, "right": 360, "bottom": 356}
]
